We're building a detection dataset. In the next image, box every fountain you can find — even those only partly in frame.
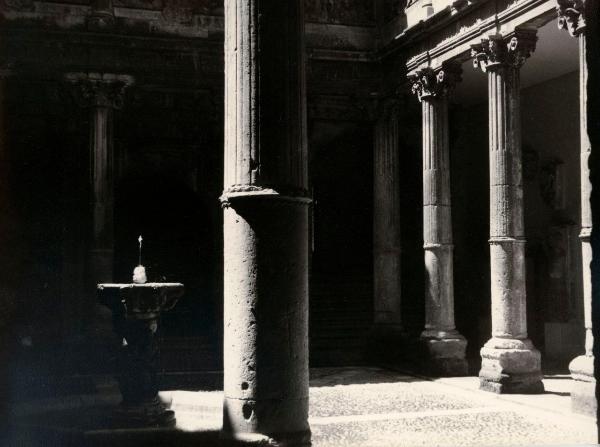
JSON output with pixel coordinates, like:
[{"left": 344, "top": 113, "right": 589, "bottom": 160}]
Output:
[{"left": 97, "top": 236, "right": 184, "bottom": 427}]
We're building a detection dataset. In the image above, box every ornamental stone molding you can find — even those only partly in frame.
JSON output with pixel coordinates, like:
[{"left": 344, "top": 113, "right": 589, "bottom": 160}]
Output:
[
  {"left": 471, "top": 30, "right": 537, "bottom": 72},
  {"left": 408, "top": 64, "right": 462, "bottom": 101},
  {"left": 556, "top": 0, "right": 586, "bottom": 36},
  {"left": 65, "top": 72, "right": 135, "bottom": 109}
]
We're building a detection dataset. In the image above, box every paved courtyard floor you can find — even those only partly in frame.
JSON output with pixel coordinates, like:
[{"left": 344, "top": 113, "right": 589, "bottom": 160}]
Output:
[{"left": 168, "top": 367, "right": 597, "bottom": 447}]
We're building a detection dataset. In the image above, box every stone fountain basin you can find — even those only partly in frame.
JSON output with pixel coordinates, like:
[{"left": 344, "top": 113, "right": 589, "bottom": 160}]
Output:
[{"left": 98, "top": 283, "right": 184, "bottom": 319}]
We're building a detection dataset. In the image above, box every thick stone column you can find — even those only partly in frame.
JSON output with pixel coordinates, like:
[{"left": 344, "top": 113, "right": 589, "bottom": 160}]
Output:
[
  {"left": 373, "top": 99, "right": 403, "bottom": 339},
  {"left": 471, "top": 31, "right": 544, "bottom": 393},
  {"left": 408, "top": 65, "right": 468, "bottom": 376},
  {"left": 66, "top": 73, "right": 134, "bottom": 339},
  {"left": 557, "top": 0, "right": 595, "bottom": 415},
  {"left": 221, "top": 0, "right": 310, "bottom": 445}
]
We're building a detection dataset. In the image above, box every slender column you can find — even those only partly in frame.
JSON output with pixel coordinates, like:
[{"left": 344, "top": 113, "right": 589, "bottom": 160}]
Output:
[
  {"left": 409, "top": 65, "right": 468, "bottom": 376},
  {"left": 557, "top": 0, "right": 595, "bottom": 415},
  {"left": 373, "top": 99, "right": 403, "bottom": 339},
  {"left": 221, "top": 0, "right": 310, "bottom": 445},
  {"left": 471, "top": 31, "right": 544, "bottom": 393},
  {"left": 66, "top": 73, "right": 134, "bottom": 340}
]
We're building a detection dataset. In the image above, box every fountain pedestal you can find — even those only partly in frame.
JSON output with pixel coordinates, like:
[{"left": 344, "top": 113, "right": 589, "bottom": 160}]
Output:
[{"left": 98, "top": 282, "right": 184, "bottom": 427}]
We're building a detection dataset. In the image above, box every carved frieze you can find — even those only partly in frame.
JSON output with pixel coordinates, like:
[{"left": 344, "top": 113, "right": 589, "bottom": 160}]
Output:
[
  {"left": 556, "top": 0, "right": 585, "bottom": 36},
  {"left": 407, "top": 64, "right": 461, "bottom": 101},
  {"left": 304, "top": 0, "right": 375, "bottom": 25},
  {"left": 2, "top": 0, "right": 34, "bottom": 12},
  {"left": 65, "top": 72, "right": 134, "bottom": 109},
  {"left": 471, "top": 30, "right": 537, "bottom": 72}
]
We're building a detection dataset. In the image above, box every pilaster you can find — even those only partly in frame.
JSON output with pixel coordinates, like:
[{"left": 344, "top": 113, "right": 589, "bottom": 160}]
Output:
[
  {"left": 409, "top": 64, "right": 468, "bottom": 376},
  {"left": 221, "top": 0, "right": 311, "bottom": 444},
  {"left": 66, "top": 72, "right": 134, "bottom": 343},
  {"left": 373, "top": 97, "right": 404, "bottom": 340},
  {"left": 471, "top": 30, "right": 544, "bottom": 393}
]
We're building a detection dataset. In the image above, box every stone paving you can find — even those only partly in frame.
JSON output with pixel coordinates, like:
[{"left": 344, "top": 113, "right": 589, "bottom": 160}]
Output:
[{"left": 168, "top": 367, "right": 597, "bottom": 446}]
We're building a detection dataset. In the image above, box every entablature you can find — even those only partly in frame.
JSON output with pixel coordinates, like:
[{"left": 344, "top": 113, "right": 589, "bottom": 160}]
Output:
[{"left": 403, "top": 0, "right": 555, "bottom": 75}]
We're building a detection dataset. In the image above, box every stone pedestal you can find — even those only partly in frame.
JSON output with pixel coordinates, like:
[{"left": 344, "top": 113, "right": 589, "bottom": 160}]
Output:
[
  {"left": 373, "top": 99, "right": 404, "bottom": 342},
  {"left": 221, "top": 0, "right": 310, "bottom": 444},
  {"left": 98, "top": 282, "right": 184, "bottom": 427},
  {"left": 409, "top": 65, "right": 467, "bottom": 376},
  {"left": 472, "top": 31, "right": 543, "bottom": 393},
  {"left": 557, "top": 0, "right": 597, "bottom": 415}
]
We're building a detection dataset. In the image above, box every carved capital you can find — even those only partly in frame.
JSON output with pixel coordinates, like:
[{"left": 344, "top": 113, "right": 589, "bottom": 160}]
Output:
[
  {"left": 408, "top": 64, "right": 462, "bottom": 102},
  {"left": 471, "top": 30, "right": 537, "bottom": 72},
  {"left": 557, "top": 0, "right": 586, "bottom": 37},
  {"left": 65, "top": 72, "right": 134, "bottom": 109}
]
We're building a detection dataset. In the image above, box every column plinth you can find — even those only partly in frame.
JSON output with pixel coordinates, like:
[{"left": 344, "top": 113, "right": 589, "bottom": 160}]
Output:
[
  {"left": 409, "top": 65, "right": 467, "bottom": 376},
  {"left": 557, "top": 0, "right": 596, "bottom": 415},
  {"left": 222, "top": 0, "right": 310, "bottom": 443},
  {"left": 471, "top": 31, "right": 543, "bottom": 393}
]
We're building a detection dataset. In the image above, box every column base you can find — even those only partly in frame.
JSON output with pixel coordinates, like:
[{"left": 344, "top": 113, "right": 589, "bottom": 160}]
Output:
[
  {"left": 479, "top": 338, "right": 544, "bottom": 394},
  {"left": 221, "top": 430, "right": 312, "bottom": 447},
  {"left": 569, "top": 354, "right": 597, "bottom": 416},
  {"left": 420, "top": 331, "right": 468, "bottom": 377},
  {"left": 222, "top": 397, "right": 310, "bottom": 447}
]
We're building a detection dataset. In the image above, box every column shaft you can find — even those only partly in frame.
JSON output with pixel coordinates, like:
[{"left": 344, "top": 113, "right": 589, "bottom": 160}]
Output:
[
  {"left": 373, "top": 103, "right": 402, "bottom": 333},
  {"left": 408, "top": 65, "right": 467, "bottom": 375},
  {"left": 487, "top": 65, "right": 528, "bottom": 339},
  {"left": 65, "top": 72, "right": 133, "bottom": 356},
  {"left": 569, "top": 30, "right": 596, "bottom": 416},
  {"left": 422, "top": 95, "right": 454, "bottom": 332},
  {"left": 420, "top": 93, "right": 467, "bottom": 376},
  {"left": 472, "top": 31, "right": 544, "bottom": 393},
  {"left": 222, "top": 0, "right": 310, "bottom": 444},
  {"left": 89, "top": 105, "right": 114, "bottom": 284},
  {"left": 578, "top": 33, "right": 592, "bottom": 358}
]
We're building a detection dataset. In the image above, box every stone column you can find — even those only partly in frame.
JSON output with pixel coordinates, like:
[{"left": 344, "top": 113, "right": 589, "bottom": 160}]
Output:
[
  {"left": 66, "top": 73, "right": 134, "bottom": 339},
  {"left": 409, "top": 65, "right": 468, "bottom": 376},
  {"left": 556, "top": 0, "right": 595, "bottom": 415},
  {"left": 221, "top": 0, "right": 310, "bottom": 445},
  {"left": 471, "top": 31, "right": 544, "bottom": 393},
  {"left": 373, "top": 99, "right": 403, "bottom": 340}
]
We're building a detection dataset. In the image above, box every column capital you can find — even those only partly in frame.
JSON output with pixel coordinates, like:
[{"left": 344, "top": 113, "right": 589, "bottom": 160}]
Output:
[
  {"left": 557, "top": 0, "right": 586, "bottom": 37},
  {"left": 408, "top": 63, "right": 462, "bottom": 102},
  {"left": 65, "top": 72, "right": 134, "bottom": 109},
  {"left": 471, "top": 30, "right": 537, "bottom": 72}
]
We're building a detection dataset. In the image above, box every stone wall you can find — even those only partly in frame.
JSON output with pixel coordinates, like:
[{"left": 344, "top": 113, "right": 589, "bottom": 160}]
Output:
[{"left": 521, "top": 70, "right": 585, "bottom": 362}]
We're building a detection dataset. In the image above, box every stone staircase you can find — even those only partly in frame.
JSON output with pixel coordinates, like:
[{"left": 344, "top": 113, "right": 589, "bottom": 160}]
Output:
[{"left": 309, "top": 273, "right": 373, "bottom": 366}]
